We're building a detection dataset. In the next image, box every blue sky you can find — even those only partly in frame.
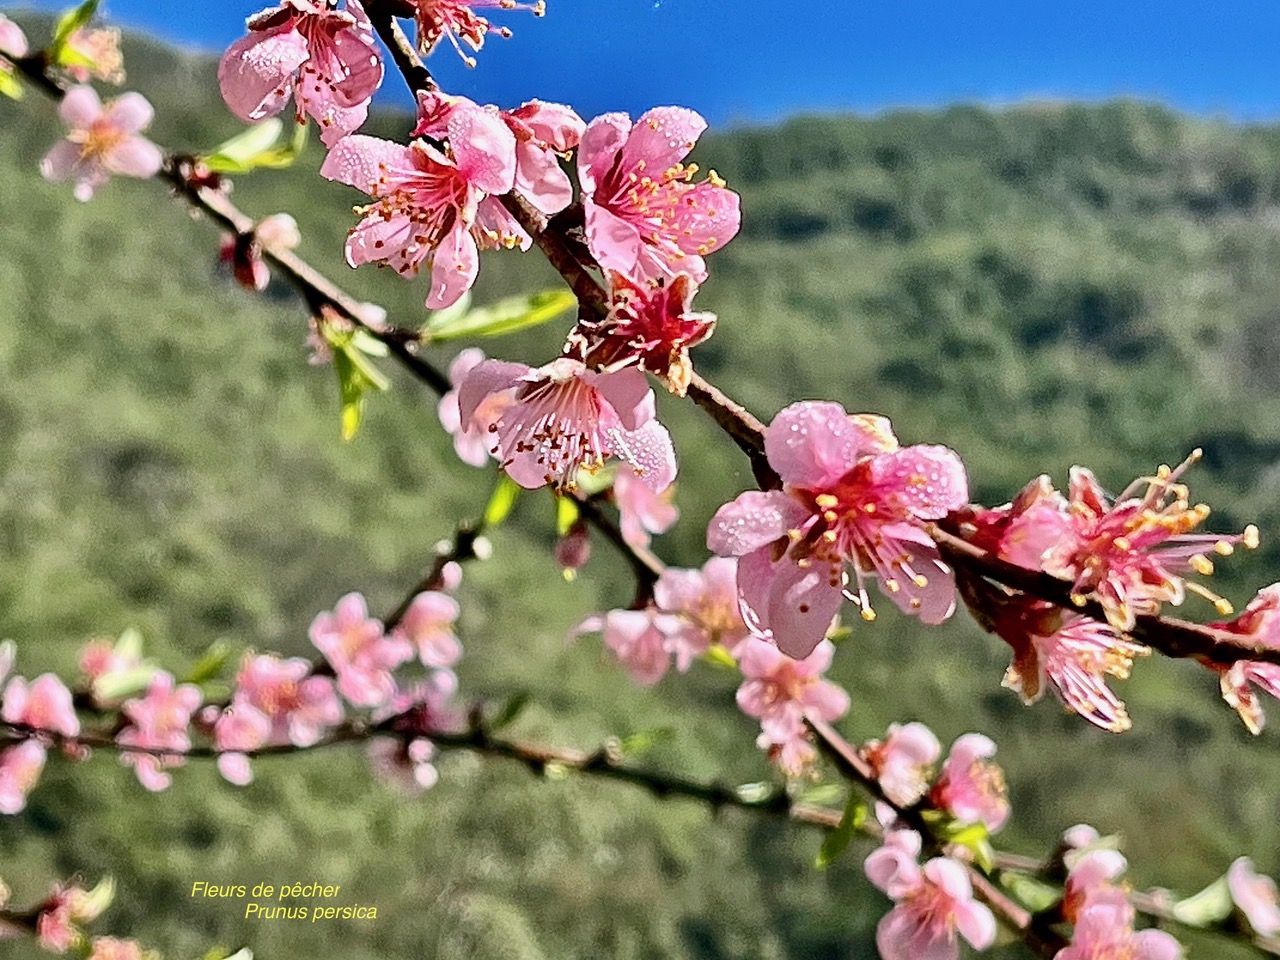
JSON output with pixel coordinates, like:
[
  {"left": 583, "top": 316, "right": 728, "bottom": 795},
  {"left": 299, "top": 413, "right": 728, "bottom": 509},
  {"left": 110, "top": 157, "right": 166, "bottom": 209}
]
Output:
[{"left": 13, "top": 0, "right": 1280, "bottom": 127}]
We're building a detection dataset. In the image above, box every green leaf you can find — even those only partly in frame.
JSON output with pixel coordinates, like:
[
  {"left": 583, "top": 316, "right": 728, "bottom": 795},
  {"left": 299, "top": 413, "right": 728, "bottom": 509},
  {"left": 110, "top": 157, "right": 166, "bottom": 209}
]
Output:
[
  {"left": 202, "top": 119, "right": 308, "bottom": 175},
  {"left": 798, "top": 783, "right": 843, "bottom": 806},
  {"left": 701, "top": 645, "right": 739, "bottom": 670},
  {"left": 0, "top": 68, "right": 22, "bottom": 101},
  {"left": 92, "top": 665, "right": 156, "bottom": 702},
  {"left": 941, "top": 820, "right": 995, "bottom": 873},
  {"left": 75, "top": 875, "right": 114, "bottom": 922},
  {"left": 488, "top": 692, "right": 530, "bottom": 731},
  {"left": 50, "top": 0, "right": 99, "bottom": 57},
  {"left": 328, "top": 329, "right": 389, "bottom": 442},
  {"left": 114, "top": 626, "right": 143, "bottom": 662},
  {"left": 815, "top": 792, "right": 866, "bottom": 869},
  {"left": 999, "top": 873, "right": 1062, "bottom": 914},
  {"left": 423, "top": 289, "right": 577, "bottom": 342},
  {"left": 555, "top": 495, "right": 580, "bottom": 536},
  {"left": 1170, "top": 875, "right": 1233, "bottom": 928},
  {"left": 483, "top": 475, "right": 521, "bottom": 527},
  {"left": 182, "top": 640, "right": 232, "bottom": 685}
]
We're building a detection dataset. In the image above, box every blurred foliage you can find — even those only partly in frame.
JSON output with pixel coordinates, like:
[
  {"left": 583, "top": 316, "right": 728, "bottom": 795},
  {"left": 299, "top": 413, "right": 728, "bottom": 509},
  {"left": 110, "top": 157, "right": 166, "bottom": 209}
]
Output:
[{"left": 1, "top": 12, "right": 1280, "bottom": 960}]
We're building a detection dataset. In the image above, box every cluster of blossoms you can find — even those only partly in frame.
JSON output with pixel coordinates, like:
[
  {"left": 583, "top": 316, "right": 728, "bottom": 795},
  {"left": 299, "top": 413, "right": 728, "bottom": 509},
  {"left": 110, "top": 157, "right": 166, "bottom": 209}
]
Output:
[
  {"left": 574, "top": 557, "right": 850, "bottom": 775},
  {"left": 406, "top": 0, "right": 545, "bottom": 65},
  {"left": 0, "top": 581, "right": 465, "bottom": 810},
  {"left": 1055, "top": 830, "right": 1183, "bottom": 959},
  {"left": 955, "top": 460, "right": 1263, "bottom": 732},
  {"left": 858, "top": 725, "right": 1013, "bottom": 960},
  {"left": 0, "top": 875, "right": 154, "bottom": 959}
]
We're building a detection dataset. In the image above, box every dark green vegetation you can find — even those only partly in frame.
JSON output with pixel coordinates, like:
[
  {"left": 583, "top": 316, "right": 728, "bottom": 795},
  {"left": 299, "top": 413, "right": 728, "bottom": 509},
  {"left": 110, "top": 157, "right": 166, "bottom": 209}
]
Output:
[{"left": 3, "top": 12, "right": 1280, "bottom": 959}]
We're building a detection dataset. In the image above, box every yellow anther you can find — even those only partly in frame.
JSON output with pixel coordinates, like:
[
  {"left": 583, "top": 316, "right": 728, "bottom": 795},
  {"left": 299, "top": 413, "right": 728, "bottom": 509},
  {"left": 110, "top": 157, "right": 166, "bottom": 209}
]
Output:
[
  {"left": 913, "top": 575, "right": 929, "bottom": 588},
  {"left": 885, "top": 579, "right": 901, "bottom": 594},
  {"left": 860, "top": 608, "right": 877, "bottom": 622},
  {"left": 815, "top": 493, "right": 839, "bottom": 510},
  {"left": 1245, "top": 525, "right": 1261, "bottom": 550},
  {"left": 1070, "top": 592, "right": 1088, "bottom": 607},
  {"left": 1215, "top": 540, "right": 1235, "bottom": 557},
  {"left": 864, "top": 503, "right": 877, "bottom": 514},
  {"left": 822, "top": 530, "right": 838, "bottom": 544},
  {"left": 823, "top": 510, "right": 839, "bottom": 523},
  {"left": 1215, "top": 598, "right": 1235, "bottom": 616},
  {"left": 1113, "top": 537, "right": 1132, "bottom": 552},
  {"left": 1189, "top": 554, "right": 1214, "bottom": 576}
]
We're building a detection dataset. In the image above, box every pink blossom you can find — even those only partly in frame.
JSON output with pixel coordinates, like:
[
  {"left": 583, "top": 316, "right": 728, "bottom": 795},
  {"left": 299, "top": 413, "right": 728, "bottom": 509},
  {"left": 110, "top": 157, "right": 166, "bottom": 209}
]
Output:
[
  {"left": 572, "top": 609, "right": 683, "bottom": 686},
  {"left": 865, "top": 831, "right": 997, "bottom": 960},
  {"left": 211, "top": 702, "right": 273, "bottom": 786},
  {"left": 709, "top": 402, "right": 967, "bottom": 659},
  {"left": 35, "top": 883, "right": 104, "bottom": 953},
  {"left": 231, "top": 654, "right": 344, "bottom": 747},
  {"left": 64, "top": 28, "right": 125, "bottom": 85},
  {"left": 392, "top": 591, "right": 462, "bottom": 668},
  {"left": 2, "top": 674, "right": 80, "bottom": 738},
  {"left": 87, "top": 938, "right": 147, "bottom": 960},
  {"left": 439, "top": 348, "right": 507, "bottom": 466},
  {"left": 320, "top": 104, "right": 519, "bottom": 308},
  {"left": 1056, "top": 889, "right": 1182, "bottom": 960},
  {"left": 220, "top": 213, "right": 301, "bottom": 292},
  {"left": 1208, "top": 584, "right": 1280, "bottom": 733},
  {"left": 574, "top": 272, "right": 716, "bottom": 396},
  {"left": 40, "top": 86, "right": 163, "bottom": 201},
  {"left": 614, "top": 465, "right": 679, "bottom": 550},
  {"left": 930, "top": 734, "right": 1009, "bottom": 834},
  {"left": 415, "top": 91, "right": 584, "bottom": 216},
  {"left": 1228, "top": 857, "right": 1280, "bottom": 939},
  {"left": 862, "top": 722, "right": 941, "bottom": 807},
  {"left": 1062, "top": 849, "right": 1128, "bottom": 924},
  {"left": 367, "top": 737, "right": 439, "bottom": 793},
  {"left": 117, "top": 672, "right": 202, "bottom": 792},
  {"left": 79, "top": 639, "right": 139, "bottom": 688},
  {"left": 218, "top": 0, "right": 382, "bottom": 147},
  {"left": 653, "top": 556, "right": 750, "bottom": 658},
  {"left": 0, "top": 741, "right": 46, "bottom": 815},
  {"left": 405, "top": 0, "right": 545, "bottom": 64},
  {"left": 0, "top": 15, "right": 28, "bottom": 61},
  {"left": 578, "top": 107, "right": 741, "bottom": 287},
  {"left": 310, "top": 593, "right": 413, "bottom": 707},
  {"left": 1024, "top": 459, "right": 1255, "bottom": 631},
  {"left": 736, "top": 637, "right": 849, "bottom": 775},
  {"left": 459, "top": 357, "right": 677, "bottom": 493}
]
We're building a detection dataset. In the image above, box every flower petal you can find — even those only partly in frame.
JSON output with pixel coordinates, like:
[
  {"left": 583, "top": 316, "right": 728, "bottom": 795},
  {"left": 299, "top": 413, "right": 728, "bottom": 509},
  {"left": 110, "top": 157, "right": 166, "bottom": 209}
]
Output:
[{"left": 707, "top": 490, "right": 808, "bottom": 557}]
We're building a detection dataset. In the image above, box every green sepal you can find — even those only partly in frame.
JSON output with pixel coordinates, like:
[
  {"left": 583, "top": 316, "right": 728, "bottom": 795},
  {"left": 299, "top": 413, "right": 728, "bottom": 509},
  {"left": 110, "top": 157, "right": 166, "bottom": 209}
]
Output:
[{"left": 815, "top": 791, "right": 867, "bottom": 869}]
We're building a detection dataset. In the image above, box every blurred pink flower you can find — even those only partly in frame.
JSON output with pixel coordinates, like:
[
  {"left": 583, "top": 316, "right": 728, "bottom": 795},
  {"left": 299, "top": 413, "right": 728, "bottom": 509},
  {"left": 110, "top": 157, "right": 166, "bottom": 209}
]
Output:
[
  {"left": 654, "top": 556, "right": 750, "bottom": 658},
  {"left": 1062, "top": 849, "right": 1128, "bottom": 924},
  {"left": 392, "top": 591, "right": 462, "bottom": 668},
  {"left": 320, "top": 105, "right": 518, "bottom": 308},
  {"left": 439, "top": 348, "right": 506, "bottom": 467},
  {"left": 614, "top": 466, "right": 679, "bottom": 550},
  {"left": 64, "top": 28, "right": 125, "bottom": 84},
  {"left": 40, "top": 86, "right": 163, "bottom": 201},
  {"left": 1228, "top": 857, "right": 1280, "bottom": 939},
  {"left": 0, "top": 741, "right": 46, "bottom": 815},
  {"left": 930, "top": 734, "right": 1009, "bottom": 834},
  {"left": 232, "top": 653, "right": 344, "bottom": 748},
  {"left": 310, "top": 593, "right": 412, "bottom": 707},
  {"left": 573, "top": 609, "right": 682, "bottom": 687},
  {"left": 218, "top": 0, "right": 382, "bottom": 147},
  {"left": 0, "top": 14, "right": 28, "bottom": 61},
  {"left": 117, "top": 672, "right": 202, "bottom": 792},
  {"left": 367, "top": 737, "right": 438, "bottom": 793},
  {"left": 459, "top": 357, "right": 676, "bottom": 493},
  {"left": 708, "top": 402, "right": 966, "bottom": 659},
  {"left": 1057, "top": 889, "right": 1181, "bottom": 960},
  {"left": 578, "top": 107, "right": 740, "bottom": 287},
  {"left": 87, "top": 938, "right": 147, "bottom": 960},
  {"left": 736, "top": 637, "right": 849, "bottom": 775},
  {"left": 862, "top": 722, "right": 941, "bottom": 808},
  {"left": 2, "top": 674, "right": 80, "bottom": 738},
  {"left": 865, "top": 830, "right": 997, "bottom": 960}
]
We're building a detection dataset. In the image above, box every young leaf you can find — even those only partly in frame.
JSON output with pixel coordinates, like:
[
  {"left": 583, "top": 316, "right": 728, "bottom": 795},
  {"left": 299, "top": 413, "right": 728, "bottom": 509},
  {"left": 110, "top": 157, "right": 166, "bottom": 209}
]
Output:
[
  {"left": 202, "top": 119, "right": 307, "bottom": 175},
  {"left": 423, "top": 289, "right": 576, "bottom": 342},
  {"left": 1170, "top": 875, "right": 1233, "bottom": 928},
  {"left": 487, "top": 692, "right": 531, "bottom": 731},
  {"left": 555, "top": 495, "right": 580, "bottom": 536},
  {"left": 182, "top": 640, "right": 233, "bottom": 685},
  {"left": 0, "top": 68, "right": 22, "bottom": 101},
  {"left": 483, "top": 475, "right": 521, "bottom": 527},
  {"left": 815, "top": 791, "right": 866, "bottom": 869},
  {"left": 998, "top": 873, "right": 1062, "bottom": 914},
  {"left": 49, "top": 0, "right": 99, "bottom": 57}
]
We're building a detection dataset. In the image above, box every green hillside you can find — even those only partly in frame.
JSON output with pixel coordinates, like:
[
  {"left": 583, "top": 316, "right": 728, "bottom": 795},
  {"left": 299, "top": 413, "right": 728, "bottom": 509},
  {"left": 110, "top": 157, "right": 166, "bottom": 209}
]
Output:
[{"left": 3, "top": 12, "right": 1280, "bottom": 959}]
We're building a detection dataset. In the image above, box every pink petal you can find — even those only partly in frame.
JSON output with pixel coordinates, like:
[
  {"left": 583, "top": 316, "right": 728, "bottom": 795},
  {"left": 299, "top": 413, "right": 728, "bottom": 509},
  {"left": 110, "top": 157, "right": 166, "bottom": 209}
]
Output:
[
  {"left": 577, "top": 111, "right": 631, "bottom": 194},
  {"left": 105, "top": 137, "right": 163, "bottom": 178},
  {"left": 515, "top": 146, "right": 574, "bottom": 216},
  {"left": 0, "top": 16, "right": 28, "bottom": 59},
  {"left": 327, "top": 25, "right": 383, "bottom": 107},
  {"left": 740, "top": 549, "right": 843, "bottom": 659},
  {"left": 319, "top": 134, "right": 412, "bottom": 194},
  {"left": 608, "top": 419, "right": 677, "bottom": 493},
  {"left": 457, "top": 359, "right": 529, "bottom": 425},
  {"left": 766, "top": 401, "right": 881, "bottom": 488},
  {"left": 583, "top": 199, "right": 642, "bottom": 275},
  {"left": 102, "top": 92, "right": 154, "bottom": 134},
  {"left": 448, "top": 103, "right": 517, "bottom": 195},
  {"left": 59, "top": 85, "right": 103, "bottom": 129},
  {"left": 869, "top": 444, "right": 969, "bottom": 519},
  {"left": 954, "top": 900, "right": 997, "bottom": 950},
  {"left": 217, "top": 28, "right": 309, "bottom": 122},
  {"left": 40, "top": 140, "right": 83, "bottom": 182},
  {"left": 707, "top": 490, "right": 808, "bottom": 557},
  {"left": 620, "top": 106, "right": 706, "bottom": 175},
  {"left": 344, "top": 213, "right": 419, "bottom": 271},
  {"left": 590, "top": 366, "right": 652, "bottom": 431},
  {"left": 510, "top": 99, "right": 585, "bottom": 151},
  {"left": 1132, "top": 930, "right": 1184, "bottom": 960},
  {"left": 426, "top": 221, "right": 480, "bottom": 309}
]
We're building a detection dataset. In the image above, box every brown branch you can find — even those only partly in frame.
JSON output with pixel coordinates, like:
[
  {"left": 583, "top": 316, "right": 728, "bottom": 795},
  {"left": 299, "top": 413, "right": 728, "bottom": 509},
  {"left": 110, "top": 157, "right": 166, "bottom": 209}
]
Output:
[{"left": 364, "top": 1, "right": 438, "bottom": 96}]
